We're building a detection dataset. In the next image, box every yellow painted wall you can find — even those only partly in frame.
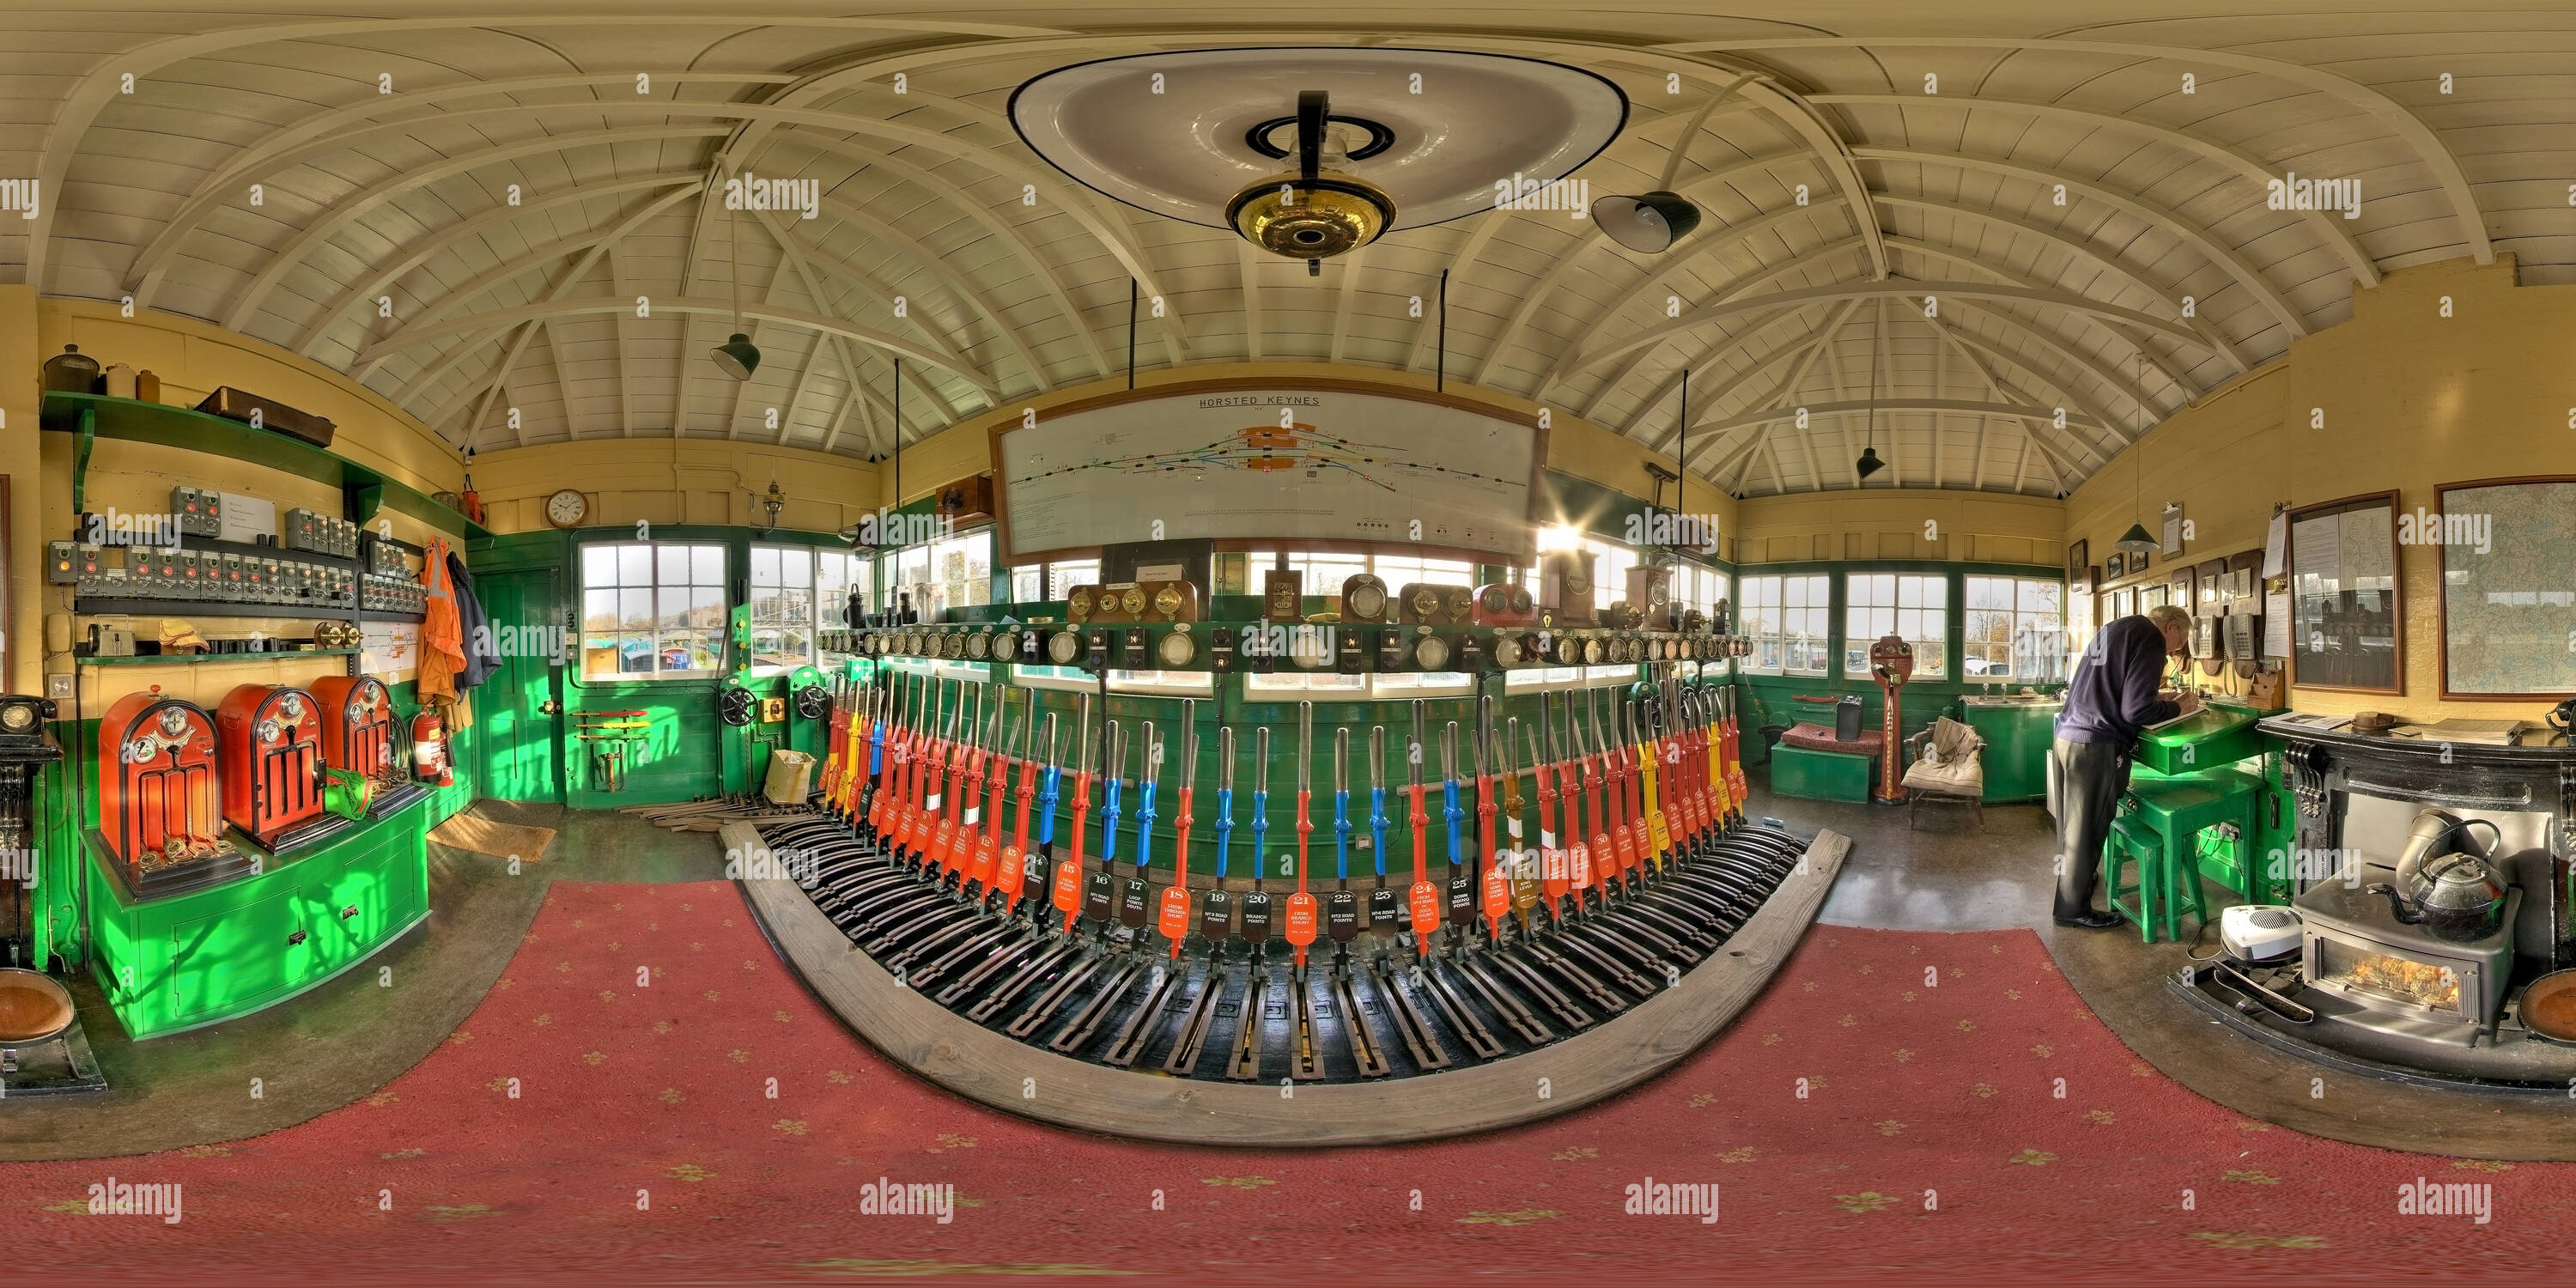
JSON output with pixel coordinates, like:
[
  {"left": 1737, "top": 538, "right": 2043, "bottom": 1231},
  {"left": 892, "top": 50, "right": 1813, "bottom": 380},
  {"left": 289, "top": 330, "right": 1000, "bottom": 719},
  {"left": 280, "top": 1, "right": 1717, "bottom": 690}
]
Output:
[
  {"left": 1734, "top": 489, "right": 2064, "bottom": 568},
  {"left": 1, "top": 286, "right": 42, "bottom": 696},
  {"left": 35, "top": 301, "right": 461, "bottom": 500},
  {"left": 2064, "top": 256, "right": 2576, "bottom": 722},
  {"left": 18, "top": 300, "right": 465, "bottom": 702},
  {"left": 467, "top": 439, "right": 883, "bottom": 537}
]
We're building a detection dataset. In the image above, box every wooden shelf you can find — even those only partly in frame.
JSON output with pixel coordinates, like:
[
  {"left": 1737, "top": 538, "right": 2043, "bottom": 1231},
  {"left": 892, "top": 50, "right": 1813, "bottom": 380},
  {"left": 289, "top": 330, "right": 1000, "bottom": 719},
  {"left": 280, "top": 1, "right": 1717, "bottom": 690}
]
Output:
[
  {"left": 78, "top": 648, "right": 359, "bottom": 666},
  {"left": 76, "top": 596, "right": 355, "bottom": 620},
  {"left": 41, "top": 391, "right": 490, "bottom": 541}
]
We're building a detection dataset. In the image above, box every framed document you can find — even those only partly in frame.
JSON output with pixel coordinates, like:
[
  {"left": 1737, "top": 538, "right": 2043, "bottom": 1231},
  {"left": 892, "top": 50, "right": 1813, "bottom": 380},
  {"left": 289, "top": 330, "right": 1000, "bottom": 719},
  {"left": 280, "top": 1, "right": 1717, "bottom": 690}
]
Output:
[
  {"left": 2067, "top": 539, "right": 2089, "bottom": 592},
  {"left": 2287, "top": 490, "right": 2402, "bottom": 695}
]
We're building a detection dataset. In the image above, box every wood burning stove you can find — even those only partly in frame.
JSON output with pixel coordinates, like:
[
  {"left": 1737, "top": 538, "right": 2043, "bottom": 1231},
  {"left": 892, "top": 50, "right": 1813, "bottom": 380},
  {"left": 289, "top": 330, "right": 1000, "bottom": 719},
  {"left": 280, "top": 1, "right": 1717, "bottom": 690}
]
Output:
[
  {"left": 96, "top": 688, "right": 246, "bottom": 896},
  {"left": 214, "top": 683, "right": 326, "bottom": 850},
  {"left": 2296, "top": 878, "right": 2518, "bottom": 1046}
]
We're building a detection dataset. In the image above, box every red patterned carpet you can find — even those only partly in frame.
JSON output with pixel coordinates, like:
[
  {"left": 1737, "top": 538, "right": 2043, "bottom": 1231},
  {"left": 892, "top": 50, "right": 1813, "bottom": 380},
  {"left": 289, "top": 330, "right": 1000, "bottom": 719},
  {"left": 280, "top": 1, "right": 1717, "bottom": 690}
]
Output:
[{"left": 7, "top": 880, "right": 2573, "bottom": 1285}]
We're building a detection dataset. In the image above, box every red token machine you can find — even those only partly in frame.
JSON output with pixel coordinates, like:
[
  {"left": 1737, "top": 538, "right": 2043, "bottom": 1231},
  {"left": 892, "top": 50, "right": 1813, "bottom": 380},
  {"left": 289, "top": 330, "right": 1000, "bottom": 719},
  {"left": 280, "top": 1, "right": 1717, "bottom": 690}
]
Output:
[{"left": 1868, "top": 634, "right": 1914, "bottom": 805}]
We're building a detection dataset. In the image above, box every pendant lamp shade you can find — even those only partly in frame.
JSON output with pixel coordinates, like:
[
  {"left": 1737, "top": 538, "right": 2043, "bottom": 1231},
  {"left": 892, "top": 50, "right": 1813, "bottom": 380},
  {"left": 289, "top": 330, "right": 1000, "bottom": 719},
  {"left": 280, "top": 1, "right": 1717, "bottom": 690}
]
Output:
[
  {"left": 2114, "top": 521, "right": 2158, "bottom": 554},
  {"left": 1592, "top": 191, "right": 1701, "bottom": 252},
  {"left": 710, "top": 332, "right": 761, "bottom": 380},
  {"left": 1855, "top": 447, "right": 1886, "bottom": 479}
]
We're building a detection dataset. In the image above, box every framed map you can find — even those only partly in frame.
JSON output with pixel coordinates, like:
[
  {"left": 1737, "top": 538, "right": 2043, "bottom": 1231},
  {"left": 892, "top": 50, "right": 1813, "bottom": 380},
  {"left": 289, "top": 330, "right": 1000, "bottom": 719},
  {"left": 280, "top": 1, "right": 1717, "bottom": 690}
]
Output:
[
  {"left": 2437, "top": 477, "right": 2576, "bottom": 698},
  {"left": 990, "top": 382, "right": 1546, "bottom": 564}
]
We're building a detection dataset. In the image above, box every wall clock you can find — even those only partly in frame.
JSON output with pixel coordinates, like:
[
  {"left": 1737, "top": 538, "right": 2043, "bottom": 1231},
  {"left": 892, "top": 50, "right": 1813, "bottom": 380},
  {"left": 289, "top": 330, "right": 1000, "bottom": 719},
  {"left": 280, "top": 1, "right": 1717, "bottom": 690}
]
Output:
[{"left": 544, "top": 489, "right": 589, "bottom": 529}]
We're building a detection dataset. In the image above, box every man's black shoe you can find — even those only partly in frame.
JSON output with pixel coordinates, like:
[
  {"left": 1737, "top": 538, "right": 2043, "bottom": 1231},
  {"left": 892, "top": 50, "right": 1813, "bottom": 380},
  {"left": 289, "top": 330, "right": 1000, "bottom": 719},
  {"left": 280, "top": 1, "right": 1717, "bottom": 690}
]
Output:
[{"left": 2053, "top": 908, "right": 2124, "bottom": 929}]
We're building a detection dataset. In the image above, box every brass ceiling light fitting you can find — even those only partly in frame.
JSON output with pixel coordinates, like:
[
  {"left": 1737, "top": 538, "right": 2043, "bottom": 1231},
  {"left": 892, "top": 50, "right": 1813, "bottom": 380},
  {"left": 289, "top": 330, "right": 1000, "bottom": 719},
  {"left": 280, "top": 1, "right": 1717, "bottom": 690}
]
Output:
[
  {"left": 709, "top": 166, "right": 760, "bottom": 380},
  {"left": 1011, "top": 48, "right": 1625, "bottom": 271},
  {"left": 1225, "top": 90, "right": 1393, "bottom": 275}
]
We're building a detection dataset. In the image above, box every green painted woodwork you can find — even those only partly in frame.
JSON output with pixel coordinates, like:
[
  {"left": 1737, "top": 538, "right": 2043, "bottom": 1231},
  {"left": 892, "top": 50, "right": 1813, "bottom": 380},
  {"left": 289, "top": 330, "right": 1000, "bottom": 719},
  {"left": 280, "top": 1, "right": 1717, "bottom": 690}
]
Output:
[
  {"left": 83, "top": 795, "right": 431, "bottom": 1040},
  {"left": 1768, "top": 742, "right": 1876, "bottom": 804},
  {"left": 475, "top": 567, "right": 563, "bottom": 803},
  {"left": 1961, "top": 696, "right": 2061, "bottom": 803},
  {"left": 2130, "top": 701, "right": 2263, "bottom": 776}
]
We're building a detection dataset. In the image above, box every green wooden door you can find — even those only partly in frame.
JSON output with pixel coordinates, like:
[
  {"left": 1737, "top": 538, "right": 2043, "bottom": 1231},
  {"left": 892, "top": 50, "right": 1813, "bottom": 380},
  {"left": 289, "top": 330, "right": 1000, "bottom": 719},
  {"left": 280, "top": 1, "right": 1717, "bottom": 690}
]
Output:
[{"left": 477, "top": 568, "right": 563, "bottom": 802}]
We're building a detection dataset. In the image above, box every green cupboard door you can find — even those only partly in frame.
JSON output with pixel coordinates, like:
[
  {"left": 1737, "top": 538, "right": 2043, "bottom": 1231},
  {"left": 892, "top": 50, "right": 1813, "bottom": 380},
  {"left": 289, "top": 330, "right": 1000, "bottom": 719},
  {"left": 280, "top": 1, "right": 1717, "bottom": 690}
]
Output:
[{"left": 476, "top": 568, "right": 564, "bottom": 802}]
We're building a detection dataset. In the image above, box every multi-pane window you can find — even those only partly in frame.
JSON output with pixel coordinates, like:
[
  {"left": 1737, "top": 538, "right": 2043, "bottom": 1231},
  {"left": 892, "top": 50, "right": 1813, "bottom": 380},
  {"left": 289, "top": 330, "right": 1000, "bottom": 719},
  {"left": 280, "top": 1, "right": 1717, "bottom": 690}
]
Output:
[
  {"left": 1372, "top": 553, "right": 1477, "bottom": 591},
  {"left": 1844, "top": 574, "right": 1948, "bottom": 679},
  {"left": 1047, "top": 559, "right": 1100, "bottom": 599},
  {"left": 1674, "top": 563, "right": 1728, "bottom": 624},
  {"left": 748, "top": 545, "right": 814, "bottom": 671},
  {"left": 889, "top": 530, "right": 993, "bottom": 619},
  {"left": 1741, "top": 574, "right": 1830, "bottom": 676},
  {"left": 1965, "top": 575, "right": 2067, "bottom": 683},
  {"left": 1247, "top": 550, "right": 1370, "bottom": 599},
  {"left": 817, "top": 548, "right": 869, "bottom": 629},
  {"left": 1011, "top": 565, "right": 1042, "bottom": 604},
  {"left": 750, "top": 545, "right": 871, "bottom": 670},
  {"left": 579, "top": 542, "right": 726, "bottom": 680}
]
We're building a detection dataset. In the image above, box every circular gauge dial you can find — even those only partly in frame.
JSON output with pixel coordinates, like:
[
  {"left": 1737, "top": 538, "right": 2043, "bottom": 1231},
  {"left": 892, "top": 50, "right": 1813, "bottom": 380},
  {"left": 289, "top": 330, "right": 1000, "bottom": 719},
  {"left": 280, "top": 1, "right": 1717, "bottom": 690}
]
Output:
[
  {"left": 1048, "top": 630, "right": 1082, "bottom": 665},
  {"left": 1157, "top": 630, "right": 1198, "bottom": 668},
  {"left": 1349, "top": 582, "right": 1386, "bottom": 620}
]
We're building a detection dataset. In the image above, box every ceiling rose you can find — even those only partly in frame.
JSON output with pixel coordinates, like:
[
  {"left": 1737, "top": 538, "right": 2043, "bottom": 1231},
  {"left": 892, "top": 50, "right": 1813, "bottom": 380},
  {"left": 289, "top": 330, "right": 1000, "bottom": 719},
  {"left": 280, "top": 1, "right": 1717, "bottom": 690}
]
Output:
[{"left": 1010, "top": 47, "right": 1628, "bottom": 240}]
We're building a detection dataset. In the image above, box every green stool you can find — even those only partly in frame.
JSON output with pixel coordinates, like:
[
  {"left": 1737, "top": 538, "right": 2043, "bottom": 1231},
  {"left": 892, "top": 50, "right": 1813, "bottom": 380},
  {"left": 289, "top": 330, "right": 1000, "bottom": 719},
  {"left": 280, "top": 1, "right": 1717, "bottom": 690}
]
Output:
[{"left": 2103, "top": 817, "right": 2166, "bottom": 942}]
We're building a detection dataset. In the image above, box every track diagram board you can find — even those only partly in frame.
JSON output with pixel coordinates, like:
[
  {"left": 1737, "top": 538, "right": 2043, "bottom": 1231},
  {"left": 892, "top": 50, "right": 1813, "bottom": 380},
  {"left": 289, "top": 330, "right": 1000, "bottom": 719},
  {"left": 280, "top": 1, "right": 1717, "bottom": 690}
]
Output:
[{"left": 996, "top": 388, "right": 1543, "bottom": 562}]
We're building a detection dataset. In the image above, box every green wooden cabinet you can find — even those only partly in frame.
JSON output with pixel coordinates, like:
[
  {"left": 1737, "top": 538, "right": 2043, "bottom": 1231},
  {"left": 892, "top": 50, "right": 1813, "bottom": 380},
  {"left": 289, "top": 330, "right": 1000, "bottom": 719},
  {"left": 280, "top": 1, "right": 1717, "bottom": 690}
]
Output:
[
  {"left": 1960, "top": 696, "right": 2060, "bottom": 803},
  {"left": 87, "top": 796, "right": 432, "bottom": 1040}
]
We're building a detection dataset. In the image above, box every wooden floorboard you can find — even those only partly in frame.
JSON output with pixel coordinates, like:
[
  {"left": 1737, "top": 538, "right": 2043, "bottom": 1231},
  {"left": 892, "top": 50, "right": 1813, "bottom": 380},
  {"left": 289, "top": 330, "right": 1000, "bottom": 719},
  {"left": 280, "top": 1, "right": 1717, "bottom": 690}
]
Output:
[{"left": 733, "top": 823, "right": 1848, "bottom": 1147}]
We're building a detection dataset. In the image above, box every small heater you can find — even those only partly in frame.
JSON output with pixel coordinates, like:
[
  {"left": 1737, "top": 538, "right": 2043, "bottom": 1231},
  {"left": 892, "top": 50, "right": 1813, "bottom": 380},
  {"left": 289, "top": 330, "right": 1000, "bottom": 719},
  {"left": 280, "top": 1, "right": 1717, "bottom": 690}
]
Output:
[
  {"left": 97, "top": 688, "right": 243, "bottom": 896},
  {"left": 214, "top": 684, "right": 328, "bottom": 850}
]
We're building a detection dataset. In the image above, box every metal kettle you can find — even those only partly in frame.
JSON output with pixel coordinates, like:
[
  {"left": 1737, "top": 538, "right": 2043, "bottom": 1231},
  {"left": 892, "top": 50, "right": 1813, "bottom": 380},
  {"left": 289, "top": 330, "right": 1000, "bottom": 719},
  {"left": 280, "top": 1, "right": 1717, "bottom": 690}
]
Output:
[{"left": 2366, "top": 809, "right": 2507, "bottom": 943}]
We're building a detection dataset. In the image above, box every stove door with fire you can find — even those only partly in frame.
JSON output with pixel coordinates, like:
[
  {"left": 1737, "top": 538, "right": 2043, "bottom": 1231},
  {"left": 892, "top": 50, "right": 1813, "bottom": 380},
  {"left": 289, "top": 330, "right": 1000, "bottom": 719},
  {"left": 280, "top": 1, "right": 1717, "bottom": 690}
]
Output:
[{"left": 216, "top": 684, "right": 326, "bottom": 849}]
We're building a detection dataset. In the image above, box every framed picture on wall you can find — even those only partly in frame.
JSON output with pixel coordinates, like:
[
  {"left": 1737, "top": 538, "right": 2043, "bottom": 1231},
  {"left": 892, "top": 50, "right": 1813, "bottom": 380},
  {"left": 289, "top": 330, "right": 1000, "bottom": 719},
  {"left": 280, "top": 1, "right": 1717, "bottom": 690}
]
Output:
[
  {"left": 2129, "top": 549, "right": 2151, "bottom": 575},
  {"left": 2105, "top": 551, "right": 2125, "bottom": 578},
  {"left": 2435, "top": 476, "right": 2576, "bottom": 698},
  {"left": 2067, "top": 539, "right": 2089, "bottom": 592},
  {"left": 2287, "top": 490, "right": 2403, "bottom": 695}
]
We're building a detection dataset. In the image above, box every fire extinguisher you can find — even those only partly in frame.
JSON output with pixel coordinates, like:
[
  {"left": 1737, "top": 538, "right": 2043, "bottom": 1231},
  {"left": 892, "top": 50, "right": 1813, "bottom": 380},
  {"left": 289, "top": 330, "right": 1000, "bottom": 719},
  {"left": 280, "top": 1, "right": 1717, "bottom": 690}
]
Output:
[{"left": 413, "top": 708, "right": 453, "bottom": 787}]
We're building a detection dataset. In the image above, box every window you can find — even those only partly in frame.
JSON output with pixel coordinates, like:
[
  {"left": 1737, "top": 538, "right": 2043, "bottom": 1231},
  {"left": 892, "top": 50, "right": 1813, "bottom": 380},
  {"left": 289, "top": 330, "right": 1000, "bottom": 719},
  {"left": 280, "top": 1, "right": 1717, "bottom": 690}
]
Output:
[
  {"left": 749, "top": 544, "right": 871, "bottom": 670},
  {"left": 888, "top": 530, "right": 993, "bottom": 620},
  {"left": 1525, "top": 532, "right": 1659, "bottom": 613},
  {"left": 1247, "top": 550, "right": 1370, "bottom": 599},
  {"left": 817, "top": 548, "right": 869, "bottom": 629},
  {"left": 1965, "top": 575, "right": 2068, "bottom": 684},
  {"left": 1844, "top": 574, "right": 1948, "bottom": 679},
  {"left": 1012, "top": 565, "right": 1042, "bottom": 604},
  {"left": 1047, "top": 560, "right": 1099, "bottom": 600},
  {"left": 580, "top": 542, "right": 726, "bottom": 680},
  {"left": 1741, "top": 574, "right": 1830, "bottom": 676},
  {"left": 747, "top": 545, "right": 814, "bottom": 671},
  {"left": 1673, "top": 562, "right": 1728, "bottom": 622},
  {"left": 1371, "top": 553, "right": 1476, "bottom": 592}
]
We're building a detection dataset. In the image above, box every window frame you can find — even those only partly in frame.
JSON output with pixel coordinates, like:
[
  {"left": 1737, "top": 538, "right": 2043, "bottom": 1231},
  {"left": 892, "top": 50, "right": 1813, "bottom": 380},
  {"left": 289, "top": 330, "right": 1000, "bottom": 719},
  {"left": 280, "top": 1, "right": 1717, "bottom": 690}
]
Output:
[
  {"left": 1841, "top": 572, "right": 1950, "bottom": 680},
  {"left": 576, "top": 539, "right": 730, "bottom": 683},
  {"left": 1963, "top": 574, "right": 2069, "bottom": 685},
  {"left": 1739, "top": 573, "right": 1831, "bottom": 677}
]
